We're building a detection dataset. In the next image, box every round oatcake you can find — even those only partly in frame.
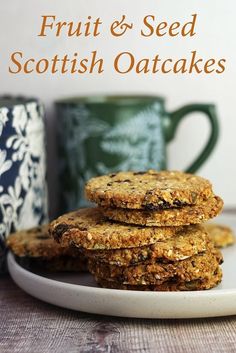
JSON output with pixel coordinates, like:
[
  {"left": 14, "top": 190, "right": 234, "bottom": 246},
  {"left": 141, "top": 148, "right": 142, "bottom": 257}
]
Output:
[
  {"left": 85, "top": 170, "right": 213, "bottom": 210},
  {"left": 100, "top": 196, "right": 223, "bottom": 227},
  {"left": 205, "top": 223, "right": 235, "bottom": 248},
  {"left": 88, "top": 248, "right": 223, "bottom": 285},
  {"left": 84, "top": 225, "right": 212, "bottom": 266},
  {"left": 7, "top": 225, "right": 87, "bottom": 272},
  {"left": 95, "top": 267, "right": 222, "bottom": 291},
  {"left": 49, "top": 208, "right": 180, "bottom": 250}
]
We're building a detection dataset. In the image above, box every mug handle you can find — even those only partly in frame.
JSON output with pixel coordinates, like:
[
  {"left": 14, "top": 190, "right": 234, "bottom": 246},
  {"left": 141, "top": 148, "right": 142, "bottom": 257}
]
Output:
[{"left": 164, "top": 104, "right": 219, "bottom": 173}]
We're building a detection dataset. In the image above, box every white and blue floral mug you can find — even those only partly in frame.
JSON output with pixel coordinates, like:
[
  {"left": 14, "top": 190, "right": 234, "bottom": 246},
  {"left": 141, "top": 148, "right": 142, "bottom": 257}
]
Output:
[{"left": 0, "top": 96, "right": 48, "bottom": 271}]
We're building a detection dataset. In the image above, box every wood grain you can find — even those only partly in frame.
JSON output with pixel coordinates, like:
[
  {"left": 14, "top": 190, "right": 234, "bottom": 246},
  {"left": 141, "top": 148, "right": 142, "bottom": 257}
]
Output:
[{"left": 1, "top": 276, "right": 236, "bottom": 353}]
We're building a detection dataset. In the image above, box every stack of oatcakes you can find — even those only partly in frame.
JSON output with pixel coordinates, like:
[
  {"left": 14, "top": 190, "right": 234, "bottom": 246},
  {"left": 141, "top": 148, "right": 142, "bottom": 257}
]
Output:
[{"left": 50, "top": 170, "right": 224, "bottom": 291}]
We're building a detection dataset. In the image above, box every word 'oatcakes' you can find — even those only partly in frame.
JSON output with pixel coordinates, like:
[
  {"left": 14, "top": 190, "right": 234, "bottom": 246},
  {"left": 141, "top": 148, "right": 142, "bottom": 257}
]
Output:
[
  {"left": 50, "top": 208, "right": 181, "bottom": 250},
  {"left": 84, "top": 225, "right": 211, "bottom": 266},
  {"left": 7, "top": 225, "right": 87, "bottom": 272},
  {"left": 85, "top": 170, "right": 213, "bottom": 210},
  {"left": 100, "top": 196, "right": 223, "bottom": 227}
]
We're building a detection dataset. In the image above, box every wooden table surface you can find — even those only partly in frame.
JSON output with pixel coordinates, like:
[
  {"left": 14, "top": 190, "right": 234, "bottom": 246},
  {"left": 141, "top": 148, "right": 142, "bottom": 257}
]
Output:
[{"left": 1, "top": 275, "right": 236, "bottom": 353}]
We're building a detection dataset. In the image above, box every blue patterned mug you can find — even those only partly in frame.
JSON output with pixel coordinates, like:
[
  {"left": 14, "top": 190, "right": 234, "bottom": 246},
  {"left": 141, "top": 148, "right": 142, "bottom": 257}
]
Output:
[
  {"left": 56, "top": 95, "right": 219, "bottom": 212},
  {"left": 0, "top": 96, "right": 48, "bottom": 271}
]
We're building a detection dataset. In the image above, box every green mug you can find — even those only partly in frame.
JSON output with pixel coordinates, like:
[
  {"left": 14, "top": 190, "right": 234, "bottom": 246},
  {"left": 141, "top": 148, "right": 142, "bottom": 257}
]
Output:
[{"left": 56, "top": 95, "right": 219, "bottom": 212}]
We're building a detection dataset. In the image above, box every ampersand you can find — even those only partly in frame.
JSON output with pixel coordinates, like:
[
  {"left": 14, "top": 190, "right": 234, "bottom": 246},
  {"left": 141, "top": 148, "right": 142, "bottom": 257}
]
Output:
[{"left": 110, "top": 15, "right": 133, "bottom": 37}]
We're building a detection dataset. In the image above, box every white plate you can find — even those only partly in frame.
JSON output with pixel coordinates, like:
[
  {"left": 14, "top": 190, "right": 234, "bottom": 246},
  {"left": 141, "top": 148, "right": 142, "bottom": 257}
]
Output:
[{"left": 7, "top": 213, "right": 236, "bottom": 319}]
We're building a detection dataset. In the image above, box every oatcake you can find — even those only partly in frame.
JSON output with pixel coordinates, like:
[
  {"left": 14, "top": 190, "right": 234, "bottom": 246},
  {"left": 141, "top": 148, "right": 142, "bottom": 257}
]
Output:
[
  {"left": 205, "top": 223, "right": 235, "bottom": 248},
  {"left": 7, "top": 225, "right": 68, "bottom": 259},
  {"left": 7, "top": 225, "right": 87, "bottom": 272},
  {"left": 49, "top": 208, "right": 180, "bottom": 250},
  {"left": 95, "top": 267, "right": 222, "bottom": 291},
  {"left": 85, "top": 170, "right": 213, "bottom": 209},
  {"left": 84, "top": 225, "right": 211, "bottom": 266},
  {"left": 100, "top": 196, "right": 223, "bottom": 227},
  {"left": 88, "top": 249, "right": 223, "bottom": 285}
]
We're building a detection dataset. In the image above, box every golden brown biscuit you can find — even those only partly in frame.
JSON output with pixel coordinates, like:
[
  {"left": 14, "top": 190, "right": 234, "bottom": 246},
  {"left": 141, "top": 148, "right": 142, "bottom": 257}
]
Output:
[
  {"left": 50, "top": 208, "right": 181, "bottom": 250},
  {"left": 101, "top": 196, "right": 223, "bottom": 227},
  {"left": 84, "top": 225, "right": 211, "bottom": 266},
  {"left": 88, "top": 249, "right": 223, "bottom": 285},
  {"left": 95, "top": 267, "right": 222, "bottom": 291},
  {"left": 7, "top": 225, "right": 87, "bottom": 272},
  {"left": 85, "top": 170, "right": 213, "bottom": 209},
  {"left": 205, "top": 223, "right": 235, "bottom": 248}
]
